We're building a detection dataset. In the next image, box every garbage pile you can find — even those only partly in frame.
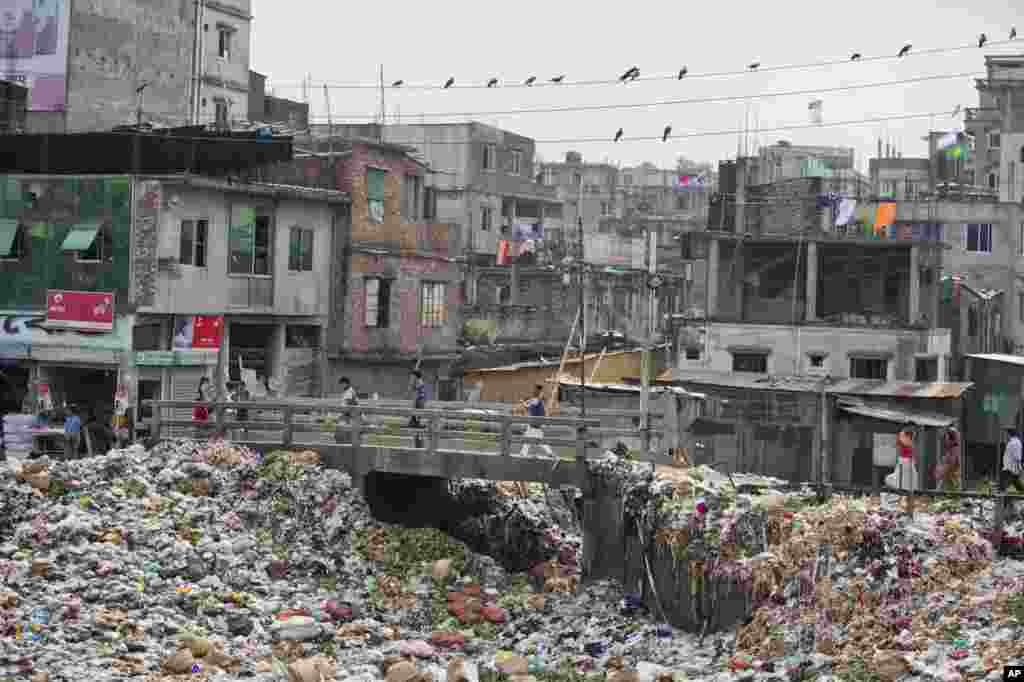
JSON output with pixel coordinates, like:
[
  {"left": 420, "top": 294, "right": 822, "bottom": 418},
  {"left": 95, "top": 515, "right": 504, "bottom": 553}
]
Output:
[{"left": 2, "top": 441, "right": 1023, "bottom": 682}]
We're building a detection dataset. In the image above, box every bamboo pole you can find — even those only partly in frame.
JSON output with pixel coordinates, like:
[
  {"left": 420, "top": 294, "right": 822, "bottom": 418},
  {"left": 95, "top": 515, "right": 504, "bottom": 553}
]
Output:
[
  {"left": 589, "top": 347, "right": 608, "bottom": 384},
  {"left": 549, "top": 306, "right": 581, "bottom": 412}
]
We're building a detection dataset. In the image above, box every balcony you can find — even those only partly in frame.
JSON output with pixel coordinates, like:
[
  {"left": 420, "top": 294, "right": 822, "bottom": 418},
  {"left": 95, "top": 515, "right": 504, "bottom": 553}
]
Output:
[{"left": 965, "top": 107, "right": 1000, "bottom": 122}]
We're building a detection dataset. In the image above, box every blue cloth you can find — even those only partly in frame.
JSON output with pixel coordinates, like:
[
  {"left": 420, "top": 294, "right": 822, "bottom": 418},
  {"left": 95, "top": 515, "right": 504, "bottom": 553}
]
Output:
[
  {"left": 413, "top": 380, "right": 427, "bottom": 408},
  {"left": 526, "top": 398, "right": 546, "bottom": 417},
  {"left": 64, "top": 415, "right": 82, "bottom": 434}
]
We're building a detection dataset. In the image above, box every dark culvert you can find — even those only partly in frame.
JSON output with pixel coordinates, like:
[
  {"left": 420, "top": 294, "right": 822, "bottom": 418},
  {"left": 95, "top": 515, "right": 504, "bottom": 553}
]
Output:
[{"left": 361, "top": 471, "right": 582, "bottom": 574}]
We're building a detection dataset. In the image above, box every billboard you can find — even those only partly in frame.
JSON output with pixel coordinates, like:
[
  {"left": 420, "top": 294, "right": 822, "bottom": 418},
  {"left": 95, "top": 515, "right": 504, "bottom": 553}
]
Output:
[
  {"left": 45, "top": 289, "right": 114, "bottom": 331},
  {"left": 0, "top": 0, "right": 71, "bottom": 111}
]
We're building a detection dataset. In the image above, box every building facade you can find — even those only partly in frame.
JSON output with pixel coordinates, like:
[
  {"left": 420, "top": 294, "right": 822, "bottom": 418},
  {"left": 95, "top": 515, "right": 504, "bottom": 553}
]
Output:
[{"left": 964, "top": 54, "right": 1024, "bottom": 199}]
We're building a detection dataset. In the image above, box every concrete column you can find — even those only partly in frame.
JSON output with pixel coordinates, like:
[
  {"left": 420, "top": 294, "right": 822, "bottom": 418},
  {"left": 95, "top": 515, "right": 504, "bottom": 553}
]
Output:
[
  {"left": 909, "top": 246, "right": 920, "bottom": 325},
  {"left": 734, "top": 243, "right": 745, "bottom": 319},
  {"left": 318, "top": 324, "right": 329, "bottom": 398},
  {"left": 706, "top": 238, "right": 720, "bottom": 318},
  {"left": 734, "top": 159, "right": 746, "bottom": 234},
  {"left": 273, "top": 322, "right": 286, "bottom": 392},
  {"left": 510, "top": 264, "right": 520, "bottom": 305},
  {"left": 805, "top": 241, "right": 818, "bottom": 321}
]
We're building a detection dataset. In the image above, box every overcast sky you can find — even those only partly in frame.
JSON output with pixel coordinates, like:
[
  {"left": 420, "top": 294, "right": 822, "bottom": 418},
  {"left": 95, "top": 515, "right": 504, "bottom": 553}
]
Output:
[{"left": 250, "top": 0, "right": 1020, "bottom": 173}]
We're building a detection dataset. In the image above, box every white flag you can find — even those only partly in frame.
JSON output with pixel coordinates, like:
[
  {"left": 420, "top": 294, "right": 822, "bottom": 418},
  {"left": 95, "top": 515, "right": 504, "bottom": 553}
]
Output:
[
  {"left": 808, "top": 99, "right": 823, "bottom": 124},
  {"left": 937, "top": 131, "right": 958, "bottom": 150},
  {"left": 835, "top": 198, "right": 857, "bottom": 227}
]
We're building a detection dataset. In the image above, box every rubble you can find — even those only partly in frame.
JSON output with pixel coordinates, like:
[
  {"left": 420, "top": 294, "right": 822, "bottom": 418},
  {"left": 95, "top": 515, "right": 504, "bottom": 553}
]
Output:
[{"left": 0, "top": 442, "right": 1022, "bottom": 681}]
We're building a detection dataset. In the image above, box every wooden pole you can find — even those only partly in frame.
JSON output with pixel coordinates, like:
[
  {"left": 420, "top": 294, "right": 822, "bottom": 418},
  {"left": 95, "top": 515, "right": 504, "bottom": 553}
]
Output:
[
  {"left": 589, "top": 347, "right": 607, "bottom": 384},
  {"left": 549, "top": 307, "right": 580, "bottom": 411}
]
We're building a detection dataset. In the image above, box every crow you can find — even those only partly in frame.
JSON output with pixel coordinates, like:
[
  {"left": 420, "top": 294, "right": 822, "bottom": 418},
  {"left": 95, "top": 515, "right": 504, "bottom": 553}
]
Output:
[
  {"left": 551, "top": 75, "right": 565, "bottom": 83},
  {"left": 678, "top": 66, "right": 688, "bottom": 79},
  {"left": 748, "top": 62, "right": 760, "bottom": 70},
  {"left": 486, "top": 78, "right": 498, "bottom": 88},
  {"left": 662, "top": 125, "right": 672, "bottom": 142},
  {"left": 898, "top": 44, "right": 912, "bottom": 57},
  {"left": 525, "top": 76, "right": 536, "bottom": 86},
  {"left": 979, "top": 33, "right": 988, "bottom": 48},
  {"left": 850, "top": 53, "right": 862, "bottom": 61},
  {"left": 614, "top": 128, "right": 624, "bottom": 142},
  {"left": 620, "top": 66, "right": 639, "bottom": 82},
  {"left": 443, "top": 77, "right": 455, "bottom": 89},
  {"left": 391, "top": 80, "right": 403, "bottom": 87}
]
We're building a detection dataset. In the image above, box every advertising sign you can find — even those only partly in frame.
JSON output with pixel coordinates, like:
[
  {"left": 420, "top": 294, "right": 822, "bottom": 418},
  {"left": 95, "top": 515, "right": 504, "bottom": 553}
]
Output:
[
  {"left": 0, "top": 0, "right": 71, "bottom": 111},
  {"left": 173, "top": 315, "right": 223, "bottom": 350},
  {"left": 45, "top": 290, "right": 115, "bottom": 332}
]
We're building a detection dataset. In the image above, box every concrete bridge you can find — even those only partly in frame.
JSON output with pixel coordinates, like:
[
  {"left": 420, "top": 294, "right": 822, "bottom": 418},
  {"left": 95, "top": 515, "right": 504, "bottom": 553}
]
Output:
[{"left": 142, "top": 398, "right": 665, "bottom": 490}]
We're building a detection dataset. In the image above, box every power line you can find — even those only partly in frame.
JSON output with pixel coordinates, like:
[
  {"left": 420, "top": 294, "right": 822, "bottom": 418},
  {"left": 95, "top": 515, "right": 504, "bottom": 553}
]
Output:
[
  {"left": 127, "top": 70, "right": 980, "bottom": 124},
  {"left": 104, "top": 109, "right": 959, "bottom": 146},
  {"left": 261, "top": 38, "right": 1019, "bottom": 90}
]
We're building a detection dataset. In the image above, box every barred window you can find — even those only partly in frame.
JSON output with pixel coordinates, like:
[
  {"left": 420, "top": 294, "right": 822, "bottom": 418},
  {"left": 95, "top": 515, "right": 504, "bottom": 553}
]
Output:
[{"left": 419, "top": 282, "right": 447, "bottom": 328}]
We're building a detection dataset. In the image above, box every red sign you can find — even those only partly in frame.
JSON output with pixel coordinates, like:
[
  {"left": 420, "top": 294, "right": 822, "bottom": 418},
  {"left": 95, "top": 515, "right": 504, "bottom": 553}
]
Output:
[
  {"left": 191, "top": 315, "right": 224, "bottom": 349},
  {"left": 45, "top": 290, "right": 114, "bottom": 332}
]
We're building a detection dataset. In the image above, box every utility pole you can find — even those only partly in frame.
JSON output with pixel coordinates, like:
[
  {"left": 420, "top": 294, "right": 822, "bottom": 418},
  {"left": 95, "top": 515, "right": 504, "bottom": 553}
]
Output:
[
  {"left": 135, "top": 82, "right": 149, "bottom": 128},
  {"left": 324, "top": 84, "right": 334, "bottom": 191},
  {"left": 640, "top": 226, "right": 656, "bottom": 435},
  {"left": 578, "top": 214, "right": 586, "bottom": 418}
]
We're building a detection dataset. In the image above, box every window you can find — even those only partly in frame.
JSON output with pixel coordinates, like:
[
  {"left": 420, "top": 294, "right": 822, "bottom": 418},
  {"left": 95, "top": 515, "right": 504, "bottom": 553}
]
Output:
[
  {"left": 481, "top": 206, "right": 492, "bottom": 231},
  {"left": 179, "top": 219, "right": 208, "bottom": 267},
  {"left": 1019, "top": 292, "right": 1024, "bottom": 323},
  {"left": 600, "top": 201, "right": 611, "bottom": 216},
  {"left": 732, "top": 352, "right": 767, "bottom": 373},
  {"left": 989, "top": 173, "right": 998, "bottom": 190},
  {"left": 401, "top": 175, "right": 421, "bottom": 221},
  {"left": 214, "top": 99, "right": 228, "bottom": 128},
  {"left": 808, "top": 353, "right": 826, "bottom": 369},
  {"left": 367, "top": 168, "right": 386, "bottom": 224},
  {"left": 288, "top": 227, "right": 314, "bottom": 272},
  {"left": 623, "top": 174, "right": 633, "bottom": 186},
  {"left": 572, "top": 172, "right": 581, "bottom": 187},
  {"left": 849, "top": 356, "right": 887, "bottom": 380},
  {"left": 914, "top": 357, "right": 938, "bottom": 382},
  {"left": 685, "top": 348, "right": 701, "bottom": 360},
  {"left": 365, "top": 277, "right": 391, "bottom": 328},
  {"left": 0, "top": 220, "right": 26, "bottom": 260},
  {"left": 511, "top": 150, "right": 522, "bottom": 175},
  {"left": 542, "top": 169, "right": 554, "bottom": 185},
  {"left": 1020, "top": 146, "right": 1024, "bottom": 163},
  {"left": 1020, "top": 221, "right": 1024, "bottom": 257},
  {"left": 482, "top": 144, "right": 496, "bottom": 171},
  {"left": 420, "top": 281, "right": 447, "bottom": 328},
  {"left": 964, "top": 223, "right": 993, "bottom": 253},
  {"left": 229, "top": 212, "right": 272, "bottom": 275},
  {"left": 217, "top": 25, "right": 232, "bottom": 59},
  {"left": 77, "top": 224, "right": 113, "bottom": 263},
  {"left": 988, "top": 130, "right": 1001, "bottom": 149},
  {"left": 676, "top": 194, "right": 690, "bottom": 210}
]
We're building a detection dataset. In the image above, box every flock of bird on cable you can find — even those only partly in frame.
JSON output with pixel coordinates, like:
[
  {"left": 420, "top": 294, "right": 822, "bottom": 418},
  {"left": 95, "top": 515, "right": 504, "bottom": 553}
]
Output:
[{"left": 387, "top": 28, "right": 1017, "bottom": 145}]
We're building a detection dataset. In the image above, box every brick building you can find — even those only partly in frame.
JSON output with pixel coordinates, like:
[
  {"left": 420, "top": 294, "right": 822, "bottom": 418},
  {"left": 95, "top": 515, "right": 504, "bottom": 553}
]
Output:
[{"left": 258, "top": 134, "right": 463, "bottom": 399}]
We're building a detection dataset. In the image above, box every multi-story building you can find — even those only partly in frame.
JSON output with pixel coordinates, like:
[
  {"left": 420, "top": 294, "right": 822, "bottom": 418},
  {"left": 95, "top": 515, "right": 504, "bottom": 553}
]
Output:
[
  {"left": 7, "top": 0, "right": 255, "bottom": 133},
  {"left": 257, "top": 133, "right": 464, "bottom": 399},
  {"left": 321, "top": 122, "right": 564, "bottom": 265},
  {"left": 248, "top": 71, "right": 308, "bottom": 130},
  {"left": 964, "top": 54, "right": 1024, "bottom": 200},
  {"left": 541, "top": 151, "right": 618, "bottom": 226}
]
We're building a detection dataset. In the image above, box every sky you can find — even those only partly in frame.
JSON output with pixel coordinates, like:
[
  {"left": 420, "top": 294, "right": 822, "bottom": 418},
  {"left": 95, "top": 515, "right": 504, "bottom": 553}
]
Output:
[{"left": 249, "top": 0, "right": 1021, "bottom": 174}]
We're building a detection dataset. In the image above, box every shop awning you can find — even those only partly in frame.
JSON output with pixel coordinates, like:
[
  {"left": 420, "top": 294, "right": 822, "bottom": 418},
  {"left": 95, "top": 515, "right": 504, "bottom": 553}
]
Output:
[
  {"left": 836, "top": 400, "right": 955, "bottom": 428},
  {"left": 60, "top": 222, "right": 100, "bottom": 251},
  {"left": 0, "top": 219, "right": 18, "bottom": 256}
]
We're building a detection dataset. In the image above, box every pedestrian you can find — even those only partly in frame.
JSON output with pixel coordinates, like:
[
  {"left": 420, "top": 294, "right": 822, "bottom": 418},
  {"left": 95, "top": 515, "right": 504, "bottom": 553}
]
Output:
[
  {"left": 339, "top": 377, "right": 358, "bottom": 406},
  {"left": 1001, "top": 428, "right": 1024, "bottom": 494},
  {"left": 85, "top": 409, "right": 116, "bottom": 455},
  {"left": 519, "top": 384, "right": 555, "bottom": 459},
  {"left": 63, "top": 405, "right": 82, "bottom": 460},
  {"left": 336, "top": 377, "right": 360, "bottom": 441},
  {"left": 934, "top": 426, "right": 962, "bottom": 491},
  {"left": 234, "top": 385, "right": 249, "bottom": 441},
  {"left": 192, "top": 376, "right": 211, "bottom": 440},
  {"left": 409, "top": 370, "right": 427, "bottom": 449},
  {"left": 885, "top": 422, "right": 919, "bottom": 491}
]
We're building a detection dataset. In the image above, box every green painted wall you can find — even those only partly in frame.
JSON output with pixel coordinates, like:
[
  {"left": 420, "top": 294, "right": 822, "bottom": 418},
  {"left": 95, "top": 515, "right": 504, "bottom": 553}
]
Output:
[{"left": 0, "top": 176, "right": 132, "bottom": 310}]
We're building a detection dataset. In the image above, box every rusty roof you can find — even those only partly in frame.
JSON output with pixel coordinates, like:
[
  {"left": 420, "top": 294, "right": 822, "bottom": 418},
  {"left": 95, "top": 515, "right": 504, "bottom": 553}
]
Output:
[
  {"left": 657, "top": 369, "right": 972, "bottom": 398},
  {"left": 827, "top": 378, "right": 973, "bottom": 398}
]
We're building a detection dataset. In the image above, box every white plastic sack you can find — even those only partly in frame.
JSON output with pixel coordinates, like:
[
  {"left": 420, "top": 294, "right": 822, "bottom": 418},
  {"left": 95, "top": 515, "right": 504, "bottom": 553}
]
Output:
[{"left": 885, "top": 458, "right": 919, "bottom": 491}]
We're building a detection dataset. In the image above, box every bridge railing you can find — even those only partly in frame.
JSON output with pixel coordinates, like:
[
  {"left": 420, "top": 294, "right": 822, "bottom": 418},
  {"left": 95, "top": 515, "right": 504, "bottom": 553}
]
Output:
[{"left": 142, "top": 400, "right": 603, "bottom": 464}]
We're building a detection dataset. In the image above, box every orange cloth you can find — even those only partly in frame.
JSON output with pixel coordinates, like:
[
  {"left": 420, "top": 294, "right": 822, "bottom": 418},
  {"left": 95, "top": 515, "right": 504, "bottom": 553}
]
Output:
[
  {"left": 496, "top": 240, "right": 510, "bottom": 265},
  {"left": 873, "top": 202, "right": 896, "bottom": 233}
]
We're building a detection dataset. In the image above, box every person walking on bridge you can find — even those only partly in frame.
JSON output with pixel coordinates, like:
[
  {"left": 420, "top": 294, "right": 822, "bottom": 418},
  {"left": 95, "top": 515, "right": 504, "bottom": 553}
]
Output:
[{"left": 520, "top": 385, "right": 555, "bottom": 459}]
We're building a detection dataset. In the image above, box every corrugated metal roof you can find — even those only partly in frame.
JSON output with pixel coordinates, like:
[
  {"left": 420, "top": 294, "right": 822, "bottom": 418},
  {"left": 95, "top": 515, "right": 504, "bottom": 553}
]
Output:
[
  {"left": 966, "top": 353, "right": 1024, "bottom": 367},
  {"left": 836, "top": 400, "right": 955, "bottom": 428},
  {"left": 554, "top": 373, "right": 706, "bottom": 399},
  {"left": 465, "top": 346, "right": 661, "bottom": 374},
  {"left": 827, "top": 378, "right": 973, "bottom": 398}
]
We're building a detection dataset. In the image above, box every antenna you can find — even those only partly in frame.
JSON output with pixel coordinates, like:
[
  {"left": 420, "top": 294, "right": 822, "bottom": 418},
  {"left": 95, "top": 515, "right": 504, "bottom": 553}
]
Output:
[{"left": 324, "top": 83, "right": 334, "bottom": 189}]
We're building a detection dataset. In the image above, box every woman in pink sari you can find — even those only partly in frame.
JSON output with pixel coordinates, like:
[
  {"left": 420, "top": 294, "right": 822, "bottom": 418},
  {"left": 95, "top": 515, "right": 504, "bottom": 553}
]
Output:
[{"left": 934, "top": 427, "right": 961, "bottom": 491}]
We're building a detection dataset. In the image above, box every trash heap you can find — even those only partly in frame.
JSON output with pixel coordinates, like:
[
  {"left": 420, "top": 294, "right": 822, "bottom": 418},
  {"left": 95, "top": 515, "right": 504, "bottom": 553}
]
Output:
[{"left": 3, "top": 441, "right": 1024, "bottom": 682}]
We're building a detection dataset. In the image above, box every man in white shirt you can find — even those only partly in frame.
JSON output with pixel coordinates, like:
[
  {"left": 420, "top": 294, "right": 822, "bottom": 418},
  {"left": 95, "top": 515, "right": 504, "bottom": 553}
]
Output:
[{"left": 1001, "top": 428, "right": 1024, "bottom": 493}]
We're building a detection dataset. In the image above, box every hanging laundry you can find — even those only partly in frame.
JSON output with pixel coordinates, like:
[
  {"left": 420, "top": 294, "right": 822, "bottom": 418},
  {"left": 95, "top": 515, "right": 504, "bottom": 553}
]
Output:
[
  {"left": 496, "top": 240, "right": 511, "bottom": 265},
  {"left": 936, "top": 131, "right": 958, "bottom": 150},
  {"left": 873, "top": 202, "right": 896, "bottom": 235},
  {"left": 945, "top": 142, "right": 967, "bottom": 160},
  {"left": 835, "top": 198, "right": 857, "bottom": 226},
  {"left": 511, "top": 222, "right": 543, "bottom": 242}
]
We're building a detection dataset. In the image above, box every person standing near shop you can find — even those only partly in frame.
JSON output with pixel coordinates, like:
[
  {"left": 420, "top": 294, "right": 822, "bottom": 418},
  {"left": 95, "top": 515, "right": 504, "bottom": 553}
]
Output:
[
  {"left": 85, "top": 409, "right": 115, "bottom": 455},
  {"left": 63, "top": 406, "right": 82, "bottom": 460},
  {"left": 409, "top": 370, "right": 427, "bottom": 449},
  {"left": 1002, "top": 428, "right": 1024, "bottom": 494},
  {"left": 192, "top": 376, "right": 211, "bottom": 440}
]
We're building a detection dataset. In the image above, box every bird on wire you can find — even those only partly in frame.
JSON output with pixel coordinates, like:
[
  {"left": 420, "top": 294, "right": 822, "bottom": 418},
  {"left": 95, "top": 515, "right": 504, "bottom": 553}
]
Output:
[
  {"left": 620, "top": 66, "right": 640, "bottom": 82},
  {"left": 486, "top": 78, "right": 498, "bottom": 88},
  {"left": 978, "top": 33, "right": 987, "bottom": 48},
  {"left": 678, "top": 66, "right": 688, "bottom": 79},
  {"left": 551, "top": 75, "right": 565, "bottom": 83},
  {"left": 1011, "top": 27, "right": 1017, "bottom": 40},
  {"left": 748, "top": 62, "right": 760, "bottom": 70},
  {"left": 443, "top": 77, "right": 455, "bottom": 89},
  {"left": 898, "top": 44, "right": 912, "bottom": 57},
  {"left": 850, "top": 53, "right": 861, "bottom": 61},
  {"left": 614, "top": 128, "right": 624, "bottom": 142},
  {"left": 662, "top": 125, "right": 672, "bottom": 142},
  {"left": 391, "top": 80, "right": 403, "bottom": 87},
  {"left": 524, "top": 76, "right": 536, "bottom": 86}
]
